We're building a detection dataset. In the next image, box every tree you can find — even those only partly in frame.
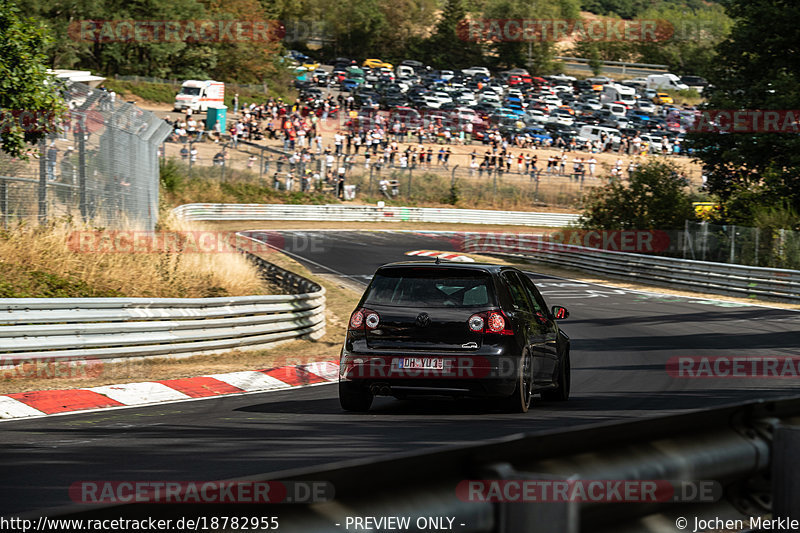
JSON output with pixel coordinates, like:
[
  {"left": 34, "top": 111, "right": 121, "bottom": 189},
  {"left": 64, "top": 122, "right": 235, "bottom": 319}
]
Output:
[
  {"left": 686, "top": 0, "right": 800, "bottom": 223},
  {"left": 634, "top": 3, "right": 731, "bottom": 77},
  {"left": 579, "top": 160, "right": 697, "bottom": 230},
  {"left": 0, "top": 0, "right": 65, "bottom": 158},
  {"left": 420, "top": 0, "right": 482, "bottom": 69},
  {"left": 481, "top": 0, "right": 580, "bottom": 73}
]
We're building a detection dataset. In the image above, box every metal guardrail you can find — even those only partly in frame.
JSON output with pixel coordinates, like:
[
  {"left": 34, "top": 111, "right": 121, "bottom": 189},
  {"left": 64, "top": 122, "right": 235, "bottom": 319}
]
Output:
[
  {"left": 41, "top": 396, "right": 800, "bottom": 532},
  {"left": 0, "top": 249, "right": 325, "bottom": 363},
  {"left": 462, "top": 234, "right": 800, "bottom": 302},
  {"left": 172, "top": 203, "right": 581, "bottom": 227},
  {"left": 555, "top": 56, "right": 669, "bottom": 70}
]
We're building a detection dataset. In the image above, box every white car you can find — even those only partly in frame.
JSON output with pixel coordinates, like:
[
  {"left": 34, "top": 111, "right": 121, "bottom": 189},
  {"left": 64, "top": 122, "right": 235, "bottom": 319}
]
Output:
[
  {"left": 422, "top": 95, "right": 442, "bottom": 108},
  {"left": 639, "top": 134, "right": 663, "bottom": 152},
  {"left": 480, "top": 92, "right": 501, "bottom": 103},
  {"left": 548, "top": 110, "right": 575, "bottom": 126},
  {"left": 549, "top": 73, "right": 577, "bottom": 83},
  {"left": 583, "top": 99, "right": 602, "bottom": 110},
  {"left": 540, "top": 95, "right": 562, "bottom": 107},
  {"left": 635, "top": 100, "right": 657, "bottom": 113},
  {"left": 462, "top": 66, "right": 490, "bottom": 78},
  {"left": 552, "top": 85, "right": 572, "bottom": 93},
  {"left": 525, "top": 109, "right": 548, "bottom": 123},
  {"left": 457, "top": 92, "right": 478, "bottom": 106},
  {"left": 432, "top": 91, "right": 453, "bottom": 105},
  {"left": 440, "top": 70, "right": 455, "bottom": 81}
]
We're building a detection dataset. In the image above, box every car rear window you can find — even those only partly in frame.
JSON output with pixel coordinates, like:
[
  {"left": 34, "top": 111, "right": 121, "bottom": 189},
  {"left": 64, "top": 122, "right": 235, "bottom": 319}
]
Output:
[{"left": 364, "top": 268, "right": 493, "bottom": 308}]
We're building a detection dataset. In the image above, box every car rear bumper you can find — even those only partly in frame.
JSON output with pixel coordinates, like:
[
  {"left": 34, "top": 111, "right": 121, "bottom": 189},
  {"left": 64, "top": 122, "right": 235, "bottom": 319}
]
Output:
[{"left": 339, "top": 352, "right": 520, "bottom": 398}]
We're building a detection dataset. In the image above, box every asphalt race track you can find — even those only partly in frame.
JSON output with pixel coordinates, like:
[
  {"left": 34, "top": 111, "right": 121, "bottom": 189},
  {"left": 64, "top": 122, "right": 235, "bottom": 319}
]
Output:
[{"left": 1, "top": 230, "right": 799, "bottom": 519}]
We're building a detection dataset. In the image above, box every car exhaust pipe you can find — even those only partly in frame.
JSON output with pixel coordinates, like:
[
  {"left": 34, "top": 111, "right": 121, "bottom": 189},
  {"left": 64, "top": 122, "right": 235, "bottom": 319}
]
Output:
[{"left": 370, "top": 383, "right": 392, "bottom": 396}]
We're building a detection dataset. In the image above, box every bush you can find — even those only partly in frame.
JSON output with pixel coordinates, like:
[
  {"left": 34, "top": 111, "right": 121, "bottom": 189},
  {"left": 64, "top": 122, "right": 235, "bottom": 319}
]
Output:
[{"left": 579, "top": 160, "right": 698, "bottom": 230}]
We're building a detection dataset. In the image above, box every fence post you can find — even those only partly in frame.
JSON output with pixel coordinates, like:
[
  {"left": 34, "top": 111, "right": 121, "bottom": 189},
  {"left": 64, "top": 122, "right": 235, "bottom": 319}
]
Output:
[
  {"left": 683, "top": 219, "right": 689, "bottom": 259},
  {"left": 754, "top": 228, "right": 759, "bottom": 266},
  {"left": 407, "top": 166, "right": 413, "bottom": 198},
  {"left": 0, "top": 179, "right": 7, "bottom": 230},
  {"left": 701, "top": 222, "right": 708, "bottom": 261},
  {"left": 188, "top": 142, "right": 194, "bottom": 178},
  {"left": 38, "top": 139, "right": 48, "bottom": 224},
  {"left": 78, "top": 118, "right": 87, "bottom": 222},
  {"left": 369, "top": 165, "right": 374, "bottom": 195},
  {"left": 730, "top": 224, "right": 736, "bottom": 264}
]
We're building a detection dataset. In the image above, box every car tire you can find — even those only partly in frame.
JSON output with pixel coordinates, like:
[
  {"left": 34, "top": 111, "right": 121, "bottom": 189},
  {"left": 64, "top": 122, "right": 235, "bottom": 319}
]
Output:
[
  {"left": 503, "top": 351, "right": 533, "bottom": 413},
  {"left": 339, "top": 381, "right": 373, "bottom": 412},
  {"left": 542, "top": 351, "right": 570, "bottom": 401}
]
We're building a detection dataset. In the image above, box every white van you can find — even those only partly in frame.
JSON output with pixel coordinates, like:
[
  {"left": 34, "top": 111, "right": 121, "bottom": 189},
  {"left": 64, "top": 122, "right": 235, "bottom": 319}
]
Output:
[
  {"left": 396, "top": 65, "right": 415, "bottom": 79},
  {"left": 602, "top": 102, "right": 627, "bottom": 117},
  {"left": 601, "top": 83, "right": 637, "bottom": 107},
  {"left": 646, "top": 73, "right": 689, "bottom": 91},
  {"left": 174, "top": 80, "right": 225, "bottom": 112},
  {"left": 577, "top": 125, "right": 621, "bottom": 147}
]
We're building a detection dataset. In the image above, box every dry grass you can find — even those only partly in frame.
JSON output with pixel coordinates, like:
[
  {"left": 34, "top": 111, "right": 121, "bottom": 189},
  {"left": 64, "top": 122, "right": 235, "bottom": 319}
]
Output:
[
  {"left": 0, "top": 215, "right": 268, "bottom": 298},
  {"left": 0, "top": 246, "right": 361, "bottom": 393}
]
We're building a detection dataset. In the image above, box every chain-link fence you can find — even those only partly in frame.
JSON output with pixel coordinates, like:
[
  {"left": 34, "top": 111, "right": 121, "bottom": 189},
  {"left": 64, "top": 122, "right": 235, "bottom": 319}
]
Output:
[
  {"left": 675, "top": 221, "right": 800, "bottom": 270},
  {"left": 0, "top": 82, "right": 172, "bottom": 230},
  {"left": 161, "top": 138, "right": 605, "bottom": 209}
]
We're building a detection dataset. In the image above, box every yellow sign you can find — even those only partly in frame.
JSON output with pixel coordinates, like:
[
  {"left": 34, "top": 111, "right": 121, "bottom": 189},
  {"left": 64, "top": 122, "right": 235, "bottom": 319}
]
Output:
[{"left": 693, "top": 202, "right": 720, "bottom": 220}]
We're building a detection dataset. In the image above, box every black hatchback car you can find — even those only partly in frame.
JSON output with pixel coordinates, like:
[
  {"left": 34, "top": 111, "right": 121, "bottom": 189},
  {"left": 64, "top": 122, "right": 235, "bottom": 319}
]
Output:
[{"left": 339, "top": 262, "right": 571, "bottom": 412}]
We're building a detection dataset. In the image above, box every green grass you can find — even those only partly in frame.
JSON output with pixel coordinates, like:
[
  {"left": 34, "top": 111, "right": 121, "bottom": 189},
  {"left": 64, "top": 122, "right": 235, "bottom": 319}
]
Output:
[{"left": 103, "top": 79, "right": 180, "bottom": 104}]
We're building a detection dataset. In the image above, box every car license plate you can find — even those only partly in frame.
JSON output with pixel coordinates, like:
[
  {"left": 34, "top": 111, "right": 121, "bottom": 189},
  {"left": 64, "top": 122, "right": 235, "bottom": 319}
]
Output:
[{"left": 396, "top": 357, "right": 449, "bottom": 370}]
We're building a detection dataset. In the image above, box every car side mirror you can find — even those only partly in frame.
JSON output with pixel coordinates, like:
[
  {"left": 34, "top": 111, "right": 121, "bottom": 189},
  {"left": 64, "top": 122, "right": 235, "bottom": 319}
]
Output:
[{"left": 551, "top": 306, "right": 569, "bottom": 320}]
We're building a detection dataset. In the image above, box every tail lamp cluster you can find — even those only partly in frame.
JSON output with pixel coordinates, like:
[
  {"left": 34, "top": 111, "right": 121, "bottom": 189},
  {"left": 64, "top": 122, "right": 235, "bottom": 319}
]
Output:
[
  {"left": 468, "top": 310, "right": 513, "bottom": 335},
  {"left": 349, "top": 308, "right": 380, "bottom": 330}
]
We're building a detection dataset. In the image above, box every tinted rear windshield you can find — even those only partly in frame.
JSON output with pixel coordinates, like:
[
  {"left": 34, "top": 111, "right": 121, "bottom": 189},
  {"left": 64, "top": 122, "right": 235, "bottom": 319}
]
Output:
[{"left": 364, "top": 268, "right": 493, "bottom": 308}]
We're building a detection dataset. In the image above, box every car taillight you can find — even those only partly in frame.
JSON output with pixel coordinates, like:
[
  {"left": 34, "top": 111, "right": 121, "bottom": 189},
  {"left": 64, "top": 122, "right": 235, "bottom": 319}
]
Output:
[
  {"left": 365, "top": 311, "right": 380, "bottom": 329},
  {"left": 349, "top": 310, "right": 364, "bottom": 329},
  {"left": 468, "top": 314, "right": 484, "bottom": 332},
  {"left": 467, "top": 311, "right": 513, "bottom": 335},
  {"left": 487, "top": 311, "right": 505, "bottom": 332},
  {"left": 349, "top": 308, "right": 380, "bottom": 330}
]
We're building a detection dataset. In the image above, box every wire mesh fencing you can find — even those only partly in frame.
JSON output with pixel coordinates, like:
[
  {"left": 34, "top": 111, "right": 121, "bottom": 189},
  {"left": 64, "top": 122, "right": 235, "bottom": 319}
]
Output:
[
  {"left": 0, "top": 82, "right": 172, "bottom": 230},
  {"left": 160, "top": 137, "right": 606, "bottom": 209}
]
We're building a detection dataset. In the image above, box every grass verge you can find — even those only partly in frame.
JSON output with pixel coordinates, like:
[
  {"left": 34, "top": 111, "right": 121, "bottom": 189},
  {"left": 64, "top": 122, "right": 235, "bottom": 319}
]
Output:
[
  {"left": 0, "top": 216, "right": 269, "bottom": 299},
  {"left": 0, "top": 247, "right": 360, "bottom": 394}
]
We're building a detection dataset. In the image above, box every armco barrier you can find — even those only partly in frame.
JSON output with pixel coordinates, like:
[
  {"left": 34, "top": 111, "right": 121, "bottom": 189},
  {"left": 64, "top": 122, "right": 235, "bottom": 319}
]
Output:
[
  {"left": 462, "top": 234, "right": 800, "bottom": 302},
  {"left": 0, "top": 249, "right": 325, "bottom": 363},
  {"left": 172, "top": 203, "right": 581, "bottom": 227}
]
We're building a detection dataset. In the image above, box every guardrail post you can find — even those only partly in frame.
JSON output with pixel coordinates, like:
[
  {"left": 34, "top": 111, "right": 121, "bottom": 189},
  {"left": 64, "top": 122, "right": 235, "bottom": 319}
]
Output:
[
  {"left": 772, "top": 424, "right": 800, "bottom": 522},
  {"left": 484, "top": 463, "right": 579, "bottom": 533}
]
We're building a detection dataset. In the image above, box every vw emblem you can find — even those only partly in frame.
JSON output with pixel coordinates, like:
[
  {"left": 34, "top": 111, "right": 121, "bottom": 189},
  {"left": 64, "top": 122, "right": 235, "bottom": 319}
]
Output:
[{"left": 416, "top": 312, "right": 431, "bottom": 327}]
